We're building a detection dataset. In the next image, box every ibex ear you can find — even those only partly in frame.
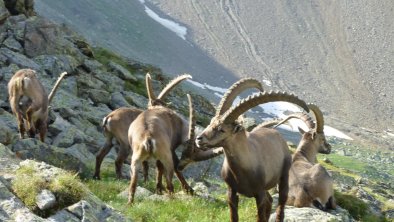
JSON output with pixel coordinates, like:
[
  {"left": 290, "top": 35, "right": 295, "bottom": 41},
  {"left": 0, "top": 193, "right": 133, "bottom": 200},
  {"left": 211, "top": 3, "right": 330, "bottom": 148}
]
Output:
[
  {"left": 233, "top": 123, "right": 244, "bottom": 133},
  {"left": 298, "top": 126, "right": 306, "bottom": 135}
]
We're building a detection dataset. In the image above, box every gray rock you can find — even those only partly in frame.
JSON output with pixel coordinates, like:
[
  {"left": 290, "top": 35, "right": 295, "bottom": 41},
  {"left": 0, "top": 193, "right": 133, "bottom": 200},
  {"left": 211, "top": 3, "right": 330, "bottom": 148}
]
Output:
[
  {"left": 14, "top": 209, "right": 46, "bottom": 222},
  {"left": 0, "top": 64, "right": 22, "bottom": 82},
  {"left": 24, "top": 16, "right": 83, "bottom": 60},
  {"left": 0, "top": 109, "right": 19, "bottom": 145},
  {"left": 11, "top": 139, "right": 89, "bottom": 176},
  {"left": 77, "top": 71, "right": 105, "bottom": 90},
  {"left": 0, "top": 47, "right": 40, "bottom": 69},
  {"left": 36, "top": 189, "right": 56, "bottom": 210},
  {"left": 110, "top": 92, "right": 131, "bottom": 108},
  {"left": 47, "top": 210, "right": 80, "bottom": 222},
  {"left": 4, "top": 15, "right": 26, "bottom": 42},
  {"left": 52, "top": 126, "right": 85, "bottom": 148},
  {"left": 0, "top": 1, "right": 9, "bottom": 23},
  {"left": 93, "top": 70, "right": 124, "bottom": 93},
  {"left": 65, "top": 143, "right": 96, "bottom": 167},
  {"left": 3, "top": 36, "right": 23, "bottom": 53},
  {"left": 269, "top": 206, "right": 354, "bottom": 222},
  {"left": 0, "top": 180, "right": 37, "bottom": 222},
  {"left": 49, "top": 89, "right": 83, "bottom": 110},
  {"left": 83, "top": 59, "right": 104, "bottom": 73},
  {"left": 123, "top": 91, "right": 148, "bottom": 108},
  {"left": 33, "top": 54, "right": 80, "bottom": 76},
  {"left": 0, "top": 123, "right": 18, "bottom": 146},
  {"left": 118, "top": 186, "right": 153, "bottom": 200},
  {"left": 108, "top": 61, "right": 137, "bottom": 82},
  {"left": 88, "top": 89, "right": 110, "bottom": 105}
]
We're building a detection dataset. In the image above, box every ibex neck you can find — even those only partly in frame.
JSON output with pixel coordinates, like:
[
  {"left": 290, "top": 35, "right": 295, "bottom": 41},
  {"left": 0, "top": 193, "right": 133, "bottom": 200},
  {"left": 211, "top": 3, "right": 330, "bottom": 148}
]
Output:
[
  {"left": 221, "top": 131, "right": 251, "bottom": 170},
  {"left": 295, "top": 143, "right": 317, "bottom": 163}
]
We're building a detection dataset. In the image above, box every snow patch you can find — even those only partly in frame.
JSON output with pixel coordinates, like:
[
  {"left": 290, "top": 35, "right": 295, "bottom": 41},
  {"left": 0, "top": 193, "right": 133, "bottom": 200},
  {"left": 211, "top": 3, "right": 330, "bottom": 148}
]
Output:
[
  {"left": 187, "top": 79, "right": 228, "bottom": 95},
  {"left": 141, "top": 4, "right": 187, "bottom": 40},
  {"left": 263, "top": 79, "right": 272, "bottom": 86}
]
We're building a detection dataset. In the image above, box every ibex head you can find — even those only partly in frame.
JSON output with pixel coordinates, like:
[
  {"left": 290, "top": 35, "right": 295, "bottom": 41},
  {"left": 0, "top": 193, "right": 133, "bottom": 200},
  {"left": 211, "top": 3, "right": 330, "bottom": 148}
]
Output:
[
  {"left": 196, "top": 78, "right": 264, "bottom": 148},
  {"left": 297, "top": 104, "right": 331, "bottom": 154}
]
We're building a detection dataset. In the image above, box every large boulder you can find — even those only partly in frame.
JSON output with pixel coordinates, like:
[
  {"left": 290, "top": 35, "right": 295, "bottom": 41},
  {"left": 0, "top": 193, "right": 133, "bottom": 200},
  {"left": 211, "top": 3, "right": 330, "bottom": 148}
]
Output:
[
  {"left": 269, "top": 206, "right": 354, "bottom": 222},
  {"left": 0, "top": 47, "right": 40, "bottom": 70},
  {"left": 10, "top": 139, "right": 90, "bottom": 176},
  {"left": 23, "top": 16, "right": 83, "bottom": 60}
]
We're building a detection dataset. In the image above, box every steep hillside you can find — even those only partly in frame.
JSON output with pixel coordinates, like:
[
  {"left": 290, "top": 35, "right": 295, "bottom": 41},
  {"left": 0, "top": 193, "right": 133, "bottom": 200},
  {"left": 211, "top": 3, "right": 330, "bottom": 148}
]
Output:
[
  {"left": 35, "top": 0, "right": 393, "bottom": 149},
  {"left": 0, "top": 2, "right": 393, "bottom": 221}
]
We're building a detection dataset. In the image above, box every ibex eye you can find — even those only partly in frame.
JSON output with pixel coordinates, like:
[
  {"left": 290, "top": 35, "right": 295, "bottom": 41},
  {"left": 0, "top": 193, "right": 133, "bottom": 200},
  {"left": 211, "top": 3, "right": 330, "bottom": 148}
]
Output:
[{"left": 218, "top": 127, "right": 225, "bottom": 133}]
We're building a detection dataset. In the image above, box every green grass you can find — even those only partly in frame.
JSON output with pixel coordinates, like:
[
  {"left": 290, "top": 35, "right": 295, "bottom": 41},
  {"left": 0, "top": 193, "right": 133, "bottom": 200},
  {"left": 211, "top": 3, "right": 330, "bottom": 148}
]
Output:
[
  {"left": 335, "top": 191, "right": 388, "bottom": 222},
  {"left": 84, "top": 168, "right": 260, "bottom": 222},
  {"left": 12, "top": 164, "right": 86, "bottom": 217},
  {"left": 320, "top": 153, "right": 367, "bottom": 173},
  {"left": 12, "top": 165, "right": 46, "bottom": 208}
]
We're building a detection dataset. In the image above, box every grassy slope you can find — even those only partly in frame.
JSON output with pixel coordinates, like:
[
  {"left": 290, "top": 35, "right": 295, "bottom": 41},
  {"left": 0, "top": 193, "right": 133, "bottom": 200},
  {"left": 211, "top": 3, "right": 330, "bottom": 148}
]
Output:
[{"left": 85, "top": 143, "right": 393, "bottom": 222}]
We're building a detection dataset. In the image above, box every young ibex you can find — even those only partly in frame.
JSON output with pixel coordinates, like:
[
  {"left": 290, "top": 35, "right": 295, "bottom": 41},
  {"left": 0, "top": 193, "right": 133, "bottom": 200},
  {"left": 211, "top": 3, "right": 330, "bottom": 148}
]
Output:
[
  {"left": 196, "top": 86, "right": 310, "bottom": 222},
  {"left": 127, "top": 93, "right": 196, "bottom": 204},
  {"left": 7, "top": 69, "right": 67, "bottom": 142},
  {"left": 275, "top": 105, "right": 336, "bottom": 210},
  {"left": 178, "top": 78, "right": 264, "bottom": 171},
  {"left": 94, "top": 73, "right": 191, "bottom": 180}
]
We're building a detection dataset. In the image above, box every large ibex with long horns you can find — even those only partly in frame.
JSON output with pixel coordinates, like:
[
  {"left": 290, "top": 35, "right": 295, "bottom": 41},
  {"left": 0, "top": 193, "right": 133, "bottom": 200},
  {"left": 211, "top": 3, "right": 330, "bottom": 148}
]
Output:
[
  {"left": 178, "top": 78, "right": 264, "bottom": 171},
  {"left": 94, "top": 73, "right": 191, "bottom": 180},
  {"left": 196, "top": 79, "right": 310, "bottom": 222},
  {"left": 272, "top": 105, "right": 336, "bottom": 210},
  {"left": 8, "top": 69, "right": 67, "bottom": 142}
]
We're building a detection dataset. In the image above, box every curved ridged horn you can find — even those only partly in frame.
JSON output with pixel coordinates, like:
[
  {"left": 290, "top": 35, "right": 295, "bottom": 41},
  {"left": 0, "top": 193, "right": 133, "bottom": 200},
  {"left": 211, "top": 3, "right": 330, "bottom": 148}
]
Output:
[
  {"left": 308, "top": 103, "right": 324, "bottom": 133},
  {"left": 187, "top": 94, "right": 196, "bottom": 149},
  {"left": 145, "top": 73, "right": 156, "bottom": 104},
  {"left": 255, "top": 118, "right": 292, "bottom": 129},
  {"left": 222, "top": 91, "right": 310, "bottom": 123},
  {"left": 271, "top": 113, "right": 315, "bottom": 129},
  {"left": 216, "top": 78, "right": 263, "bottom": 116},
  {"left": 157, "top": 74, "right": 192, "bottom": 100},
  {"left": 48, "top": 72, "right": 68, "bottom": 104}
]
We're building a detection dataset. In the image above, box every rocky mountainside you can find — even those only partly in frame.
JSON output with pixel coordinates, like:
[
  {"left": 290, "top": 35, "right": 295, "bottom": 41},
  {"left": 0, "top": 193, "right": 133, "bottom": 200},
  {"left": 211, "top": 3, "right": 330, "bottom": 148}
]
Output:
[
  {"left": 0, "top": 1, "right": 392, "bottom": 221},
  {"left": 34, "top": 0, "right": 394, "bottom": 149}
]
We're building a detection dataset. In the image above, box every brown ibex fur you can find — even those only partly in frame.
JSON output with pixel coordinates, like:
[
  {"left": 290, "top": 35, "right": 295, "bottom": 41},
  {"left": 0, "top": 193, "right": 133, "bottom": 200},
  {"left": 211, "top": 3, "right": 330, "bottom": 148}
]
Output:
[
  {"left": 196, "top": 80, "right": 310, "bottom": 222},
  {"left": 94, "top": 73, "right": 191, "bottom": 180},
  {"left": 127, "top": 94, "right": 195, "bottom": 204},
  {"left": 7, "top": 69, "right": 67, "bottom": 142},
  {"left": 275, "top": 105, "right": 336, "bottom": 210}
]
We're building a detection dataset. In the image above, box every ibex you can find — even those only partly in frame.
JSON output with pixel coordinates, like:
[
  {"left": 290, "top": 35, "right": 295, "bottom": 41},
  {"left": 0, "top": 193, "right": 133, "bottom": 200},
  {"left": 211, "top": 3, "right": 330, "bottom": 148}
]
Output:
[
  {"left": 178, "top": 78, "right": 263, "bottom": 171},
  {"left": 8, "top": 69, "right": 67, "bottom": 142},
  {"left": 127, "top": 93, "right": 197, "bottom": 204},
  {"left": 94, "top": 74, "right": 191, "bottom": 180},
  {"left": 196, "top": 84, "right": 310, "bottom": 222},
  {"left": 274, "top": 105, "right": 336, "bottom": 210}
]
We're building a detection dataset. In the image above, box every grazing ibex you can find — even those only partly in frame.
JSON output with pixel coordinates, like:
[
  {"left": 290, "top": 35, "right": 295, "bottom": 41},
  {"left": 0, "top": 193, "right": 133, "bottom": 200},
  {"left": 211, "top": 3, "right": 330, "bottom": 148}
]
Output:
[
  {"left": 94, "top": 73, "right": 191, "bottom": 180},
  {"left": 127, "top": 93, "right": 197, "bottom": 204},
  {"left": 274, "top": 105, "right": 336, "bottom": 210},
  {"left": 196, "top": 86, "right": 310, "bottom": 222},
  {"left": 8, "top": 69, "right": 67, "bottom": 142}
]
